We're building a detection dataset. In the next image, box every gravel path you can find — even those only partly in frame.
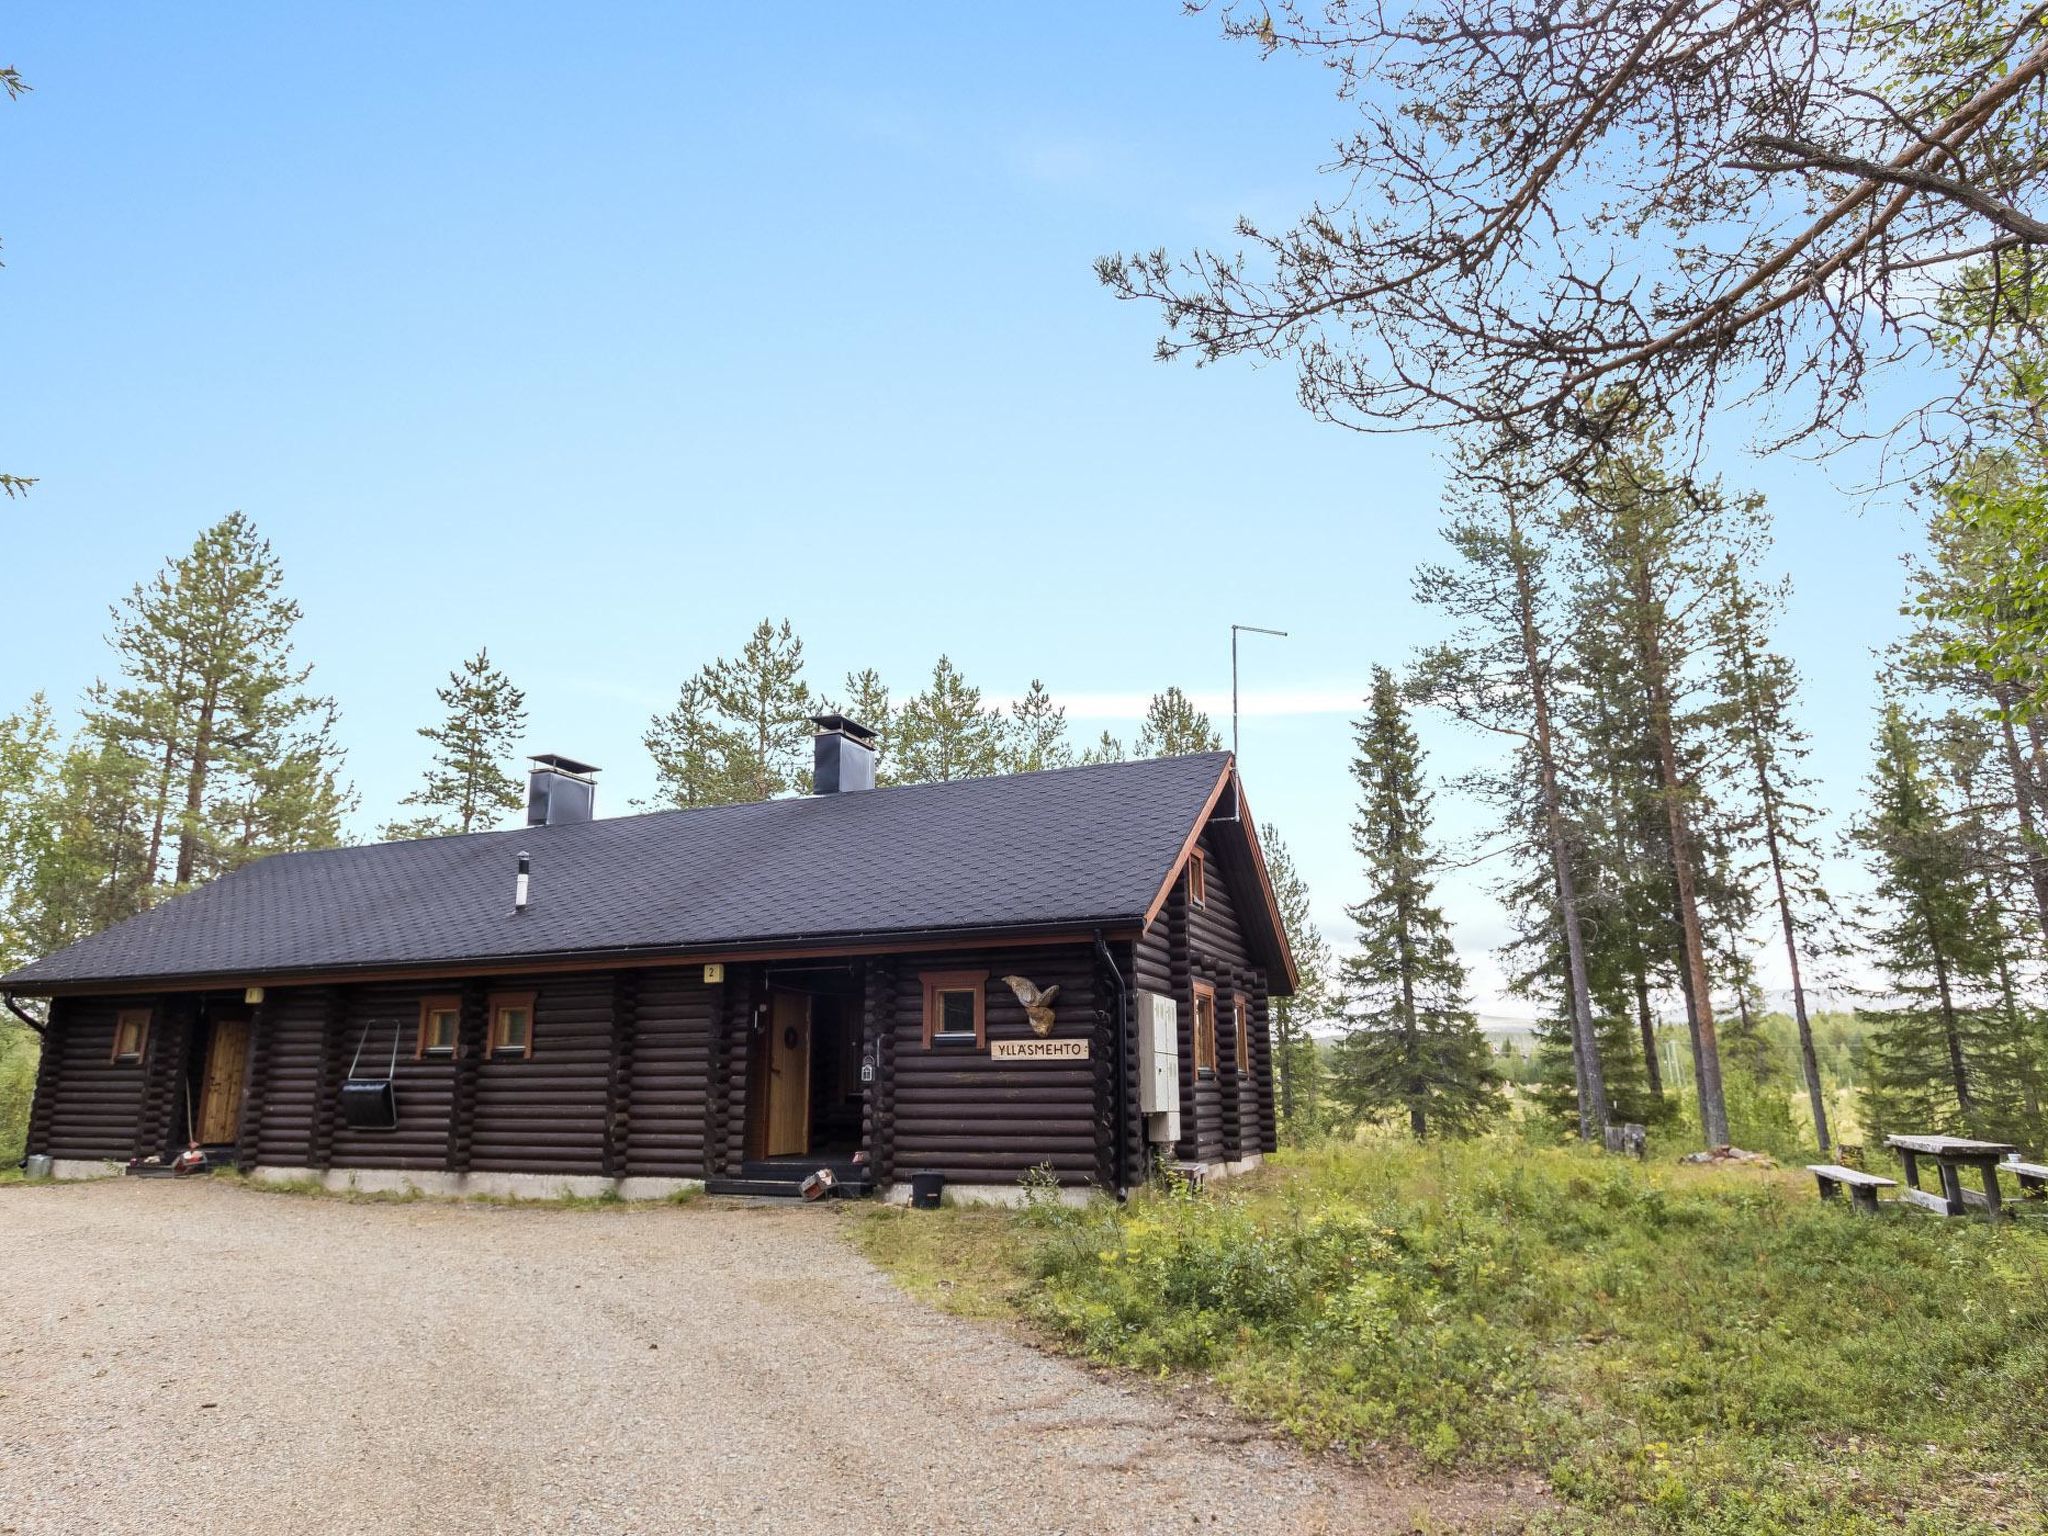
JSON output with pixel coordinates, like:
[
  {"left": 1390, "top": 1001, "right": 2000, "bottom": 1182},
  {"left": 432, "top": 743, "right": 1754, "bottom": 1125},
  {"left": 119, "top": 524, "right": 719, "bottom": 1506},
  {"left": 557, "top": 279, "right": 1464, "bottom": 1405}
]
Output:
[{"left": 0, "top": 1181, "right": 1541, "bottom": 1535}]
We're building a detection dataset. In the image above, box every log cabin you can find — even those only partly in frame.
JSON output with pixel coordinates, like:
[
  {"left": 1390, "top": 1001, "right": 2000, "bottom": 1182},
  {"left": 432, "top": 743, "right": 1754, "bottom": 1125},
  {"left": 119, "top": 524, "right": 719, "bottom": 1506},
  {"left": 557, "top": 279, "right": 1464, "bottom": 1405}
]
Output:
[{"left": 4, "top": 718, "right": 1294, "bottom": 1203}]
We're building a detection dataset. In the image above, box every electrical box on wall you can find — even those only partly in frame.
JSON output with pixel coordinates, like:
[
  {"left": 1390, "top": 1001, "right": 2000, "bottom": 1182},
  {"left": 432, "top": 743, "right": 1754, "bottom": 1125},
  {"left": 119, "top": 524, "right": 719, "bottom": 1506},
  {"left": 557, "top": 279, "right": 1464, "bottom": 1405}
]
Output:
[{"left": 1136, "top": 990, "right": 1180, "bottom": 1116}]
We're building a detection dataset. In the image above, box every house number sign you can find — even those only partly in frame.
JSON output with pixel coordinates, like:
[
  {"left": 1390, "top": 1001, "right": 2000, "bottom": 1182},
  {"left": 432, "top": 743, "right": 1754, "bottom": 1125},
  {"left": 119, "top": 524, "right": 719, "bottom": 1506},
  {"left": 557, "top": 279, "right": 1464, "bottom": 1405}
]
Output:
[{"left": 990, "top": 1038, "right": 1091, "bottom": 1062}]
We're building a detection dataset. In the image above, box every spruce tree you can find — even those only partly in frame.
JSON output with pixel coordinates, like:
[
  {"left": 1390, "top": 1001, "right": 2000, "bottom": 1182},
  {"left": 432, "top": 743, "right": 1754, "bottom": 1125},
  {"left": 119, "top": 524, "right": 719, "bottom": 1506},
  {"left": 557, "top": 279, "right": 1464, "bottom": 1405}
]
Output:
[
  {"left": 1566, "top": 443, "right": 1759, "bottom": 1147},
  {"left": 894, "top": 656, "right": 1003, "bottom": 783},
  {"left": 1705, "top": 561, "right": 1838, "bottom": 1149},
  {"left": 24, "top": 725, "right": 153, "bottom": 955},
  {"left": 386, "top": 649, "right": 528, "bottom": 839},
  {"left": 1262, "top": 821, "right": 1333, "bottom": 1139},
  {"left": 1853, "top": 705, "right": 2009, "bottom": 1139},
  {"left": 1329, "top": 669, "right": 1498, "bottom": 1137},
  {"left": 1135, "top": 687, "right": 1222, "bottom": 757},
  {"left": 1002, "top": 680, "right": 1075, "bottom": 773},
  {"left": 1412, "top": 452, "right": 1609, "bottom": 1139}
]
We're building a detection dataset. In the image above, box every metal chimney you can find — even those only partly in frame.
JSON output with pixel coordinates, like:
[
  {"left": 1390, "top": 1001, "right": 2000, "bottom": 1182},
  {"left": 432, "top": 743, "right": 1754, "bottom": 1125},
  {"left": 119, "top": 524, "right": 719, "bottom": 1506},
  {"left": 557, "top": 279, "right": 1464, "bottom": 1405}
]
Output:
[
  {"left": 810, "top": 715, "right": 877, "bottom": 794},
  {"left": 527, "top": 754, "right": 599, "bottom": 826}
]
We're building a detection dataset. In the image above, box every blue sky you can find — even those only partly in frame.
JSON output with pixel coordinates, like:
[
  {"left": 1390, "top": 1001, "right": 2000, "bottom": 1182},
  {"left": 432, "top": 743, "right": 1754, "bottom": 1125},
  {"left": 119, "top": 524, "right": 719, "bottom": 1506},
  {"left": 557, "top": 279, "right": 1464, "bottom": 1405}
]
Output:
[{"left": 4, "top": 5, "right": 1928, "bottom": 1015}]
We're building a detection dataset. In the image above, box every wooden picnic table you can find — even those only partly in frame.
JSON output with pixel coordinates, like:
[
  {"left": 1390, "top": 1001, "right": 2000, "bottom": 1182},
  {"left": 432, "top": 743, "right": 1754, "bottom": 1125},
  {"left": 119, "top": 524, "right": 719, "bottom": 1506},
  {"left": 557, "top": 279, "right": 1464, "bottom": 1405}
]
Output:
[{"left": 1885, "top": 1134, "right": 2019, "bottom": 1219}]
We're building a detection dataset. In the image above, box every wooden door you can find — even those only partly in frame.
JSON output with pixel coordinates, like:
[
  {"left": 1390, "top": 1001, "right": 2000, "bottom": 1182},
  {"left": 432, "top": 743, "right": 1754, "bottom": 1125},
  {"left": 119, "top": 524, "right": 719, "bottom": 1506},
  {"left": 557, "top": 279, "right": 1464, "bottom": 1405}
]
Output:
[
  {"left": 763, "top": 992, "right": 811, "bottom": 1157},
  {"left": 196, "top": 1016, "right": 252, "bottom": 1146}
]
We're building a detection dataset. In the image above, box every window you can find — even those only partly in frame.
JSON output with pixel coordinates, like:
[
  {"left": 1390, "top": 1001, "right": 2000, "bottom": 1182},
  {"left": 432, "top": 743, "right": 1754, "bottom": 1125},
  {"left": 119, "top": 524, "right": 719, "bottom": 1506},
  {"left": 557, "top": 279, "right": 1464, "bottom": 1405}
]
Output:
[
  {"left": 920, "top": 970, "right": 988, "bottom": 1048},
  {"left": 1187, "top": 848, "right": 1208, "bottom": 907},
  {"left": 110, "top": 1008, "right": 151, "bottom": 1064},
  {"left": 417, "top": 996, "right": 461, "bottom": 1058},
  {"left": 1192, "top": 982, "right": 1217, "bottom": 1076},
  {"left": 487, "top": 991, "right": 536, "bottom": 1058},
  {"left": 1233, "top": 994, "right": 1251, "bottom": 1074}
]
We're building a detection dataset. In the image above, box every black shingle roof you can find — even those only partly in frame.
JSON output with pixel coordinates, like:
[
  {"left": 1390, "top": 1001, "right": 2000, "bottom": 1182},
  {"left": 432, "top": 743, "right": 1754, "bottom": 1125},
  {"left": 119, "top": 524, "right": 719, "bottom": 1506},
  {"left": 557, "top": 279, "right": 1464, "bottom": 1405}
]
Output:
[{"left": 2, "top": 753, "right": 1238, "bottom": 991}]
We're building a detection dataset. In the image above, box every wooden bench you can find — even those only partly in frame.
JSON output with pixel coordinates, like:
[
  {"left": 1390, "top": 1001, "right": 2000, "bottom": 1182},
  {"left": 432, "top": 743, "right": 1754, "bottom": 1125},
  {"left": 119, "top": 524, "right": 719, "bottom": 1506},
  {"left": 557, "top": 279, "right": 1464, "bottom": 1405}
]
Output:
[
  {"left": 1808, "top": 1164, "right": 1897, "bottom": 1214},
  {"left": 2006, "top": 1159, "right": 2048, "bottom": 1198}
]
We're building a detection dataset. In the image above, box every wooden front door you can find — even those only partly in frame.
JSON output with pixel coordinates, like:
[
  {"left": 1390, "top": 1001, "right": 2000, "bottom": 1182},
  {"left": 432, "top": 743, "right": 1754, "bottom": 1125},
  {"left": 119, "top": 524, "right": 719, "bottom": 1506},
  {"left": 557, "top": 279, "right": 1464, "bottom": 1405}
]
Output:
[
  {"left": 763, "top": 992, "right": 811, "bottom": 1157},
  {"left": 196, "top": 1016, "right": 252, "bottom": 1146}
]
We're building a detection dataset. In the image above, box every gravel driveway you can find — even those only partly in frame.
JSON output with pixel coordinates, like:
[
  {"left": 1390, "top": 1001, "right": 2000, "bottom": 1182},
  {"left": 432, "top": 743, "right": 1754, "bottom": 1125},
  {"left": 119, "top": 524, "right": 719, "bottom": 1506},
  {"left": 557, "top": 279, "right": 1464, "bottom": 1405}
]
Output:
[{"left": 0, "top": 1181, "right": 1539, "bottom": 1535}]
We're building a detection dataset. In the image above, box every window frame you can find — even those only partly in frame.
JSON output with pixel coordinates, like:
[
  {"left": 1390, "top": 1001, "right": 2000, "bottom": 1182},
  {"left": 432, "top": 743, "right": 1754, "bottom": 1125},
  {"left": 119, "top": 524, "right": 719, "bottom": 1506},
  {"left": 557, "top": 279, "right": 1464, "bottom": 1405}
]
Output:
[
  {"left": 416, "top": 995, "right": 463, "bottom": 1060},
  {"left": 920, "top": 970, "right": 988, "bottom": 1049},
  {"left": 109, "top": 1007, "right": 151, "bottom": 1065},
  {"left": 1187, "top": 848, "right": 1208, "bottom": 908},
  {"left": 486, "top": 990, "right": 537, "bottom": 1059},
  {"left": 1232, "top": 992, "right": 1251, "bottom": 1074},
  {"left": 1192, "top": 980, "right": 1218, "bottom": 1076}
]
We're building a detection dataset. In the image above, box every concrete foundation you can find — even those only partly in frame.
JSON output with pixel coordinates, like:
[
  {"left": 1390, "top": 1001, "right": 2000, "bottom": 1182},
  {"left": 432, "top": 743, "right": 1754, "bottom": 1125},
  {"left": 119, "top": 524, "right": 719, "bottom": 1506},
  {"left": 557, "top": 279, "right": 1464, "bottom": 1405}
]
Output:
[
  {"left": 49, "top": 1159, "right": 123, "bottom": 1181},
  {"left": 251, "top": 1166, "right": 704, "bottom": 1202}
]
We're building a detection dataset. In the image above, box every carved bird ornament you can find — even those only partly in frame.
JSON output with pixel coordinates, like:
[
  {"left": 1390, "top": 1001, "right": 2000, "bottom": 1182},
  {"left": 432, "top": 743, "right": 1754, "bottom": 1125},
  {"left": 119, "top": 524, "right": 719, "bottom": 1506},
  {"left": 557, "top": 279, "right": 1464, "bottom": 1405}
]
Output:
[{"left": 1001, "top": 975, "right": 1060, "bottom": 1037}]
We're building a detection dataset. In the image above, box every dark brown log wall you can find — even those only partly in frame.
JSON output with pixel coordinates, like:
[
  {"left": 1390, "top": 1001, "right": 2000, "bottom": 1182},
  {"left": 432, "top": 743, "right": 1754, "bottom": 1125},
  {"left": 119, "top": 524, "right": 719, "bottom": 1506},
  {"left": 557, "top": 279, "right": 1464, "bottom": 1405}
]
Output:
[
  {"left": 34, "top": 997, "right": 148, "bottom": 1161},
  {"left": 625, "top": 966, "right": 717, "bottom": 1179},
  {"left": 328, "top": 982, "right": 456, "bottom": 1170},
  {"left": 886, "top": 942, "right": 1100, "bottom": 1187},
  {"left": 255, "top": 987, "right": 328, "bottom": 1166}
]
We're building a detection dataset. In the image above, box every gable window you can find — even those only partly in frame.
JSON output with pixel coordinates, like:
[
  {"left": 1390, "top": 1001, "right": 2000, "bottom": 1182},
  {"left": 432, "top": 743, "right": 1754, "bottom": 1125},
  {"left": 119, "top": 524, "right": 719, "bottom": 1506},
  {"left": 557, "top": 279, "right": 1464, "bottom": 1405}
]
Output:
[
  {"left": 1233, "top": 994, "right": 1251, "bottom": 1073},
  {"left": 1187, "top": 849, "right": 1208, "bottom": 908},
  {"left": 110, "top": 1008, "right": 151, "bottom": 1064},
  {"left": 921, "top": 970, "right": 987, "bottom": 1048},
  {"left": 1192, "top": 981, "right": 1217, "bottom": 1076},
  {"left": 417, "top": 996, "right": 461, "bottom": 1058},
  {"left": 487, "top": 991, "right": 536, "bottom": 1059}
]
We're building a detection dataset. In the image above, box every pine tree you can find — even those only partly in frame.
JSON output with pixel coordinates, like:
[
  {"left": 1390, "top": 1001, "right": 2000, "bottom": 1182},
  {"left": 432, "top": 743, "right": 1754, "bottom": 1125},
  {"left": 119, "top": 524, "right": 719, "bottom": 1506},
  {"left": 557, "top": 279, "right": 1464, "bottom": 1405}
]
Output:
[
  {"left": 704, "top": 619, "right": 816, "bottom": 800},
  {"left": 0, "top": 696, "right": 59, "bottom": 972},
  {"left": 837, "top": 668, "right": 895, "bottom": 785},
  {"left": 24, "top": 725, "right": 154, "bottom": 956},
  {"left": 644, "top": 677, "right": 748, "bottom": 809},
  {"left": 386, "top": 649, "right": 528, "bottom": 839},
  {"left": 1412, "top": 453, "right": 1609, "bottom": 1138},
  {"left": 90, "top": 512, "right": 348, "bottom": 896},
  {"left": 1079, "top": 730, "right": 1127, "bottom": 765},
  {"left": 1002, "top": 680, "right": 1075, "bottom": 773},
  {"left": 1854, "top": 705, "right": 2010, "bottom": 1139},
  {"left": 1136, "top": 687, "right": 1222, "bottom": 757},
  {"left": 1262, "top": 821, "right": 1333, "bottom": 1139},
  {"left": 1329, "top": 669, "right": 1499, "bottom": 1137},
  {"left": 1705, "top": 560, "right": 1838, "bottom": 1149},
  {"left": 894, "top": 656, "right": 1003, "bottom": 783},
  {"left": 643, "top": 620, "right": 815, "bottom": 808}
]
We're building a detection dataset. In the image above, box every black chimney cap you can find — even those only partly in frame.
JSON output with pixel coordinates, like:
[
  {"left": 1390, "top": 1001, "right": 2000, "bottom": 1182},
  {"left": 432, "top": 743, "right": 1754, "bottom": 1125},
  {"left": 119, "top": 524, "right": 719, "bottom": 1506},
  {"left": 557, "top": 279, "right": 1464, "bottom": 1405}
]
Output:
[
  {"left": 529, "top": 753, "right": 601, "bottom": 777},
  {"left": 809, "top": 714, "right": 877, "bottom": 746}
]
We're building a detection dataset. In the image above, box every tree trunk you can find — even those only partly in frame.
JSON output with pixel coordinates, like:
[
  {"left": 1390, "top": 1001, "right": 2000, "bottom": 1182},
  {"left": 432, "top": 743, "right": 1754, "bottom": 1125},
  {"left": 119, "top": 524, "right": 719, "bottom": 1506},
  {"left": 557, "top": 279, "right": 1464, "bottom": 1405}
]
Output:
[
  {"left": 1993, "top": 685, "right": 2048, "bottom": 945},
  {"left": 1631, "top": 953, "right": 1663, "bottom": 1097},
  {"left": 1507, "top": 511, "right": 1607, "bottom": 1137},
  {"left": 1759, "top": 794, "right": 1830, "bottom": 1151},
  {"left": 1923, "top": 919, "right": 1974, "bottom": 1121},
  {"left": 1632, "top": 557, "right": 1728, "bottom": 1147},
  {"left": 173, "top": 685, "right": 220, "bottom": 888},
  {"left": 1394, "top": 901, "right": 1425, "bottom": 1139}
]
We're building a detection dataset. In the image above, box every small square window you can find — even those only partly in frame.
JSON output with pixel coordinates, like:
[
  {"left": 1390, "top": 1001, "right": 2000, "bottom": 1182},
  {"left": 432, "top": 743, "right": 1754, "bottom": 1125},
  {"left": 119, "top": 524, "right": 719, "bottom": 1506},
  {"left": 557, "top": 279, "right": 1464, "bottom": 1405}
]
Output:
[
  {"left": 1188, "top": 849, "right": 1208, "bottom": 908},
  {"left": 417, "top": 996, "right": 461, "bottom": 1057},
  {"left": 938, "top": 990, "right": 976, "bottom": 1037},
  {"left": 920, "top": 970, "right": 988, "bottom": 1048},
  {"left": 487, "top": 992, "right": 536, "bottom": 1058},
  {"left": 110, "top": 1008, "right": 150, "bottom": 1064}
]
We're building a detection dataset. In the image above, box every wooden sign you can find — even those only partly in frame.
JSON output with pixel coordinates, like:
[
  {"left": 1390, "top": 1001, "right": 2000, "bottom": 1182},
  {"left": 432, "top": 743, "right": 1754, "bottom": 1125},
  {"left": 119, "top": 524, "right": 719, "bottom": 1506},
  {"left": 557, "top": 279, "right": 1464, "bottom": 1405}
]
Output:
[{"left": 990, "top": 1038, "right": 1090, "bottom": 1062}]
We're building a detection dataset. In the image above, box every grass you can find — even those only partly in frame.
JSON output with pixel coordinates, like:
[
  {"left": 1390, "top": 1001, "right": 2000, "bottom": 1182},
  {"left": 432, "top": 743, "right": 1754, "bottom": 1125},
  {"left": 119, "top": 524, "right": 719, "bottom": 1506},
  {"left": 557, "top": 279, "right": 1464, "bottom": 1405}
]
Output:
[{"left": 854, "top": 1140, "right": 2048, "bottom": 1535}]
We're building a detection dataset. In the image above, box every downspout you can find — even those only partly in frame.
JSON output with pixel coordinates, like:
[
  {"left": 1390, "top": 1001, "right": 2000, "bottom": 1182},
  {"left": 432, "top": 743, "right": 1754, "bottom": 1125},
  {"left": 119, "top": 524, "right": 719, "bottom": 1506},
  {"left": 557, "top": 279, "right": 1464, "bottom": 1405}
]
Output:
[
  {"left": 1093, "top": 930, "right": 1130, "bottom": 1202},
  {"left": 3, "top": 993, "right": 46, "bottom": 1039}
]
